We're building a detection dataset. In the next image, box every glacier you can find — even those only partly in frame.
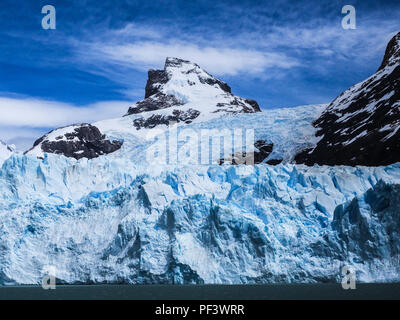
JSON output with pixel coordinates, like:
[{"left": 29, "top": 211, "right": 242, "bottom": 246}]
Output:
[
  {"left": 1, "top": 112, "right": 400, "bottom": 284},
  {"left": 91, "top": 104, "right": 326, "bottom": 166},
  {"left": 2, "top": 44, "right": 400, "bottom": 286}
]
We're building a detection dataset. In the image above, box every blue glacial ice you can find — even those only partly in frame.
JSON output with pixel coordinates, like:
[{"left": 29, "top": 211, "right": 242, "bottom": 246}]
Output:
[
  {"left": 0, "top": 105, "right": 399, "bottom": 284},
  {"left": 0, "top": 152, "right": 400, "bottom": 284}
]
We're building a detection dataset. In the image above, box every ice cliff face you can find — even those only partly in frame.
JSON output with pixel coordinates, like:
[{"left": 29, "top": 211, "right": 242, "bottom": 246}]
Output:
[
  {"left": 1, "top": 152, "right": 400, "bottom": 284},
  {"left": 296, "top": 32, "right": 400, "bottom": 166}
]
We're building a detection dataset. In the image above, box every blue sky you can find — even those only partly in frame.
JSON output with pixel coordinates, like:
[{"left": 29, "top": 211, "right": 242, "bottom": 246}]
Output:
[{"left": 0, "top": 0, "right": 399, "bottom": 149}]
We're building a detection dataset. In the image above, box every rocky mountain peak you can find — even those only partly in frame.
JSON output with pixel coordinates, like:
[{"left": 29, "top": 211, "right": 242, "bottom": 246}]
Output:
[
  {"left": 25, "top": 58, "right": 261, "bottom": 160},
  {"left": 143, "top": 57, "right": 231, "bottom": 100},
  {"left": 295, "top": 31, "right": 400, "bottom": 166},
  {"left": 125, "top": 57, "right": 260, "bottom": 126},
  {"left": 164, "top": 57, "right": 197, "bottom": 69},
  {"left": 378, "top": 32, "right": 400, "bottom": 72}
]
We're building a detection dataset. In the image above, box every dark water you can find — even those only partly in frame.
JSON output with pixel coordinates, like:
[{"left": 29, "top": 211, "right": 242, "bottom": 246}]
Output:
[{"left": 0, "top": 283, "right": 399, "bottom": 300}]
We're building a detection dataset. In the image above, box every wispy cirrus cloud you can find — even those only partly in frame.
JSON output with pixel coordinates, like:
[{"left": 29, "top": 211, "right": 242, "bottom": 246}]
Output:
[
  {"left": 69, "top": 13, "right": 399, "bottom": 87},
  {"left": 94, "top": 41, "right": 299, "bottom": 76}
]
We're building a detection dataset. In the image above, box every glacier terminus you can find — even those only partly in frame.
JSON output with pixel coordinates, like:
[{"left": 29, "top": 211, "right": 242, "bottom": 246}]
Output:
[{"left": 1, "top": 32, "right": 400, "bottom": 285}]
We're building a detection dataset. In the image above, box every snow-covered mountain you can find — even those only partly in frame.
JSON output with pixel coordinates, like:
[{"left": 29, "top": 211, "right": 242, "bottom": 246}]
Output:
[
  {"left": 126, "top": 57, "right": 261, "bottom": 123},
  {"left": 27, "top": 58, "right": 260, "bottom": 160},
  {"left": 296, "top": 32, "right": 400, "bottom": 166},
  {"left": 0, "top": 140, "right": 15, "bottom": 164},
  {"left": 26, "top": 103, "right": 324, "bottom": 164}
]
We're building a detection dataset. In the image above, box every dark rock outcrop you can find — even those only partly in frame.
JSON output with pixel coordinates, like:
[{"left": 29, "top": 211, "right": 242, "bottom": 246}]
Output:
[
  {"left": 145, "top": 69, "right": 170, "bottom": 99},
  {"left": 219, "top": 140, "right": 282, "bottom": 165},
  {"left": 378, "top": 33, "right": 400, "bottom": 71},
  {"left": 127, "top": 93, "right": 184, "bottom": 115},
  {"left": 26, "top": 124, "right": 123, "bottom": 160},
  {"left": 244, "top": 99, "right": 261, "bottom": 113},
  {"left": 133, "top": 109, "right": 201, "bottom": 130},
  {"left": 215, "top": 97, "right": 261, "bottom": 114},
  {"left": 295, "top": 32, "right": 400, "bottom": 166}
]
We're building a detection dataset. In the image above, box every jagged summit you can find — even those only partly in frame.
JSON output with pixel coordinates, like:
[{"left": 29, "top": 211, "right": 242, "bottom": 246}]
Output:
[
  {"left": 143, "top": 57, "right": 232, "bottom": 99},
  {"left": 378, "top": 32, "right": 400, "bottom": 71},
  {"left": 295, "top": 32, "right": 400, "bottom": 166},
  {"left": 125, "top": 57, "right": 260, "bottom": 128},
  {"left": 26, "top": 57, "right": 261, "bottom": 160}
]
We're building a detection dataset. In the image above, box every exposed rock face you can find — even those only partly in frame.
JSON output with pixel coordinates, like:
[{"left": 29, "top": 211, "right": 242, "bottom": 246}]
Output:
[
  {"left": 295, "top": 32, "right": 400, "bottom": 166},
  {"left": 253, "top": 140, "right": 274, "bottom": 164},
  {"left": 215, "top": 97, "right": 261, "bottom": 114},
  {"left": 127, "top": 93, "right": 184, "bottom": 115},
  {"left": 145, "top": 69, "right": 170, "bottom": 99},
  {"left": 143, "top": 58, "right": 232, "bottom": 100},
  {"left": 219, "top": 140, "right": 282, "bottom": 165},
  {"left": 26, "top": 124, "right": 123, "bottom": 160},
  {"left": 125, "top": 58, "right": 261, "bottom": 127},
  {"left": 379, "top": 33, "right": 400, "bottom": 71},
  {"left": 133, "top": 109, "right": 201, "bottom": 130}
]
